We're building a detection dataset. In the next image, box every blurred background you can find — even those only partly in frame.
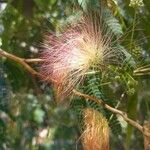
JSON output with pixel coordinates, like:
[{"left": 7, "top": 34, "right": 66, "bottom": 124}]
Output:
[{"left": 0, "top": 0, "right": 150, "bottom": 150}]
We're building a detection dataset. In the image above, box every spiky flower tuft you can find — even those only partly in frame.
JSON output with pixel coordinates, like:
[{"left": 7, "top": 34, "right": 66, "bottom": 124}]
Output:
[
  {"left": 82, "top": 108, "right": 109, "bottom": 150},
  {"left": 40, "top": 14, "right": 124, "bottom": 100}
]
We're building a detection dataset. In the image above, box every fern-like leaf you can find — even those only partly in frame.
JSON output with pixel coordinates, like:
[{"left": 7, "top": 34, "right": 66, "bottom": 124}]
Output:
[
  {"left": 103, "top": 9, "right": 123, "bottom": 37},
  {"left": 82, "top": 72, "right": 122, "bottom": 136}
]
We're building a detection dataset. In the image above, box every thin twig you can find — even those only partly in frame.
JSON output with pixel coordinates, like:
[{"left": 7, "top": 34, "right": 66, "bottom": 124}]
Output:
[
  {"left": 0, "top": 49, "right": 55, "bottom": 82},
  {"left": 134, "top": 64, "right": 150, "bottom": 72},
  {"left": 73, "top": 89, "right": 150, "bottom": 138},
  {"left": 133, "top": 65, "right": 150, "bottom": 76},
  {"left": 0, "top": 49, "right": 38, "bottom": 75},
  {"left": 25, "top": 58, "right": 44, "bottom": 63},
  {"left": 134, "top": 68, "right": 150, "bottom": 74}
]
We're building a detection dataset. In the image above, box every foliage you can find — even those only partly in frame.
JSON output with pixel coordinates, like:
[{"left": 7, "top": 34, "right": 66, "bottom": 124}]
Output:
[{"left": 0, "top": 0, "right": 150, "bottom": 150}]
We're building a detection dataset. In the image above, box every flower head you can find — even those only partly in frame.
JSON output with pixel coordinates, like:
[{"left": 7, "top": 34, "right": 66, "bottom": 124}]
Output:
[
  {"left": 40, "top": 14, "right": 123, "bottom": 100},
  {"left": 82, "top": 108, "right": 109, "bottom": 150}
]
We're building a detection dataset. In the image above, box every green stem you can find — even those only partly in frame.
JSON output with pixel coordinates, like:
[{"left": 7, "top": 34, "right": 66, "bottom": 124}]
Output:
[
  {"left": 135, "top": 64, "right": 150, "bottom": 71},
  {"left": 130, "top": 10, "right": 137, "bottom": 50}
]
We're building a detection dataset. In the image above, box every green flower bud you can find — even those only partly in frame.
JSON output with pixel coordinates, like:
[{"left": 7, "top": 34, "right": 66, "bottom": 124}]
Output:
[{"left": 129, "top": 0, "right": 144, "bottom": 8}]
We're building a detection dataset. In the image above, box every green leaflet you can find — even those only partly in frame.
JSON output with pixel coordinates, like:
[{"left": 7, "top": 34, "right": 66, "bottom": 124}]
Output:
[
  {"left": 65, "top": 11, "right": 83, "bottom": 25},
  {"left": 116, "top": 44, "right": 136, "bottom": 68},
  {"left": 77, "top": 0, "right": 100, "bottom": 12},
  {"left": 85, "top": 72, "right": 122, "bottom": 136},
  {"left": 77, "top": 0, "right": 123, "bottom": 37},
  {"left": 102, "top": 8, "right": 123, "bottom": 37},
  {"left": 72, "top": 72, "right": 122, "bottom": 136}
]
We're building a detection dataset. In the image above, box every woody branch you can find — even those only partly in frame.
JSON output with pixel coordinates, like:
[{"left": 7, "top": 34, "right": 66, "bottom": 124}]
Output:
[{"left": 0, "top": 48, "right": 150, "bottom": 138}]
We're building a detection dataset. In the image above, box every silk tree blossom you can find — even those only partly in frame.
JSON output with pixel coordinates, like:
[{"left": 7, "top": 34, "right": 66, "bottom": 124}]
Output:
[
  {"left": 40, "top": 15, "right": 124, "bottom": 100},
  {"left": 82, "top": 108, "right": 109, "bottom": 150}
]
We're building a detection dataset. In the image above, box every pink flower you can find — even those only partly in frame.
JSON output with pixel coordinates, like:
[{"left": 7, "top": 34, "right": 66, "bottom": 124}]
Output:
[{"left": 40, "top": 15, "right": 121, "bottom": 100}]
